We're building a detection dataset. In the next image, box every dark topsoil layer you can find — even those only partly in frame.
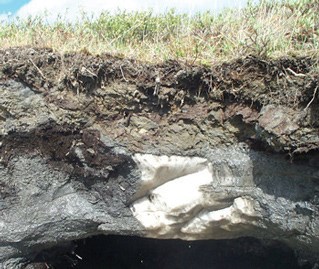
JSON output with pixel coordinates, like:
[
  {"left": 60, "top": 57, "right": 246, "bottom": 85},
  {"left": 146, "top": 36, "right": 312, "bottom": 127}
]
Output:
[
  {"left": 0, "top": 47, "right": 319, "bottom": 161},
  {"left": 1, "top": 47, "right": 317, "bottom": 108}
]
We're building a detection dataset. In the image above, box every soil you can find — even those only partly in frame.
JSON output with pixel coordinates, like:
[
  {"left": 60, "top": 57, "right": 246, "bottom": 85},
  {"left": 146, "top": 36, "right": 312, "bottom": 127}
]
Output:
[
  {"left": 1, "top": 47, "right": 319, "bottom": 268},
  {"left": 1, "top": 47, "right": 318, "bottom": 161},
  {"left": 1, "top": 47, "right": 317, "bottom": 107}
]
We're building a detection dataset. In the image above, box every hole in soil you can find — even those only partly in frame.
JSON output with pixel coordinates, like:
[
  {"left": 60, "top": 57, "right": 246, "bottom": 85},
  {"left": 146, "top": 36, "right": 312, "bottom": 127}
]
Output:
[{"left": 33, "top": 235, "right": 308, "bottom": 269}]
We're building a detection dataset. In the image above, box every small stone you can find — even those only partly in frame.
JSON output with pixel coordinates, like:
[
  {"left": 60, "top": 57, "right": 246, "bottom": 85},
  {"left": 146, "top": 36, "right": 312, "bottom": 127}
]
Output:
[{"left": 86, "top": 148, "right": 95, "bottom": 155}]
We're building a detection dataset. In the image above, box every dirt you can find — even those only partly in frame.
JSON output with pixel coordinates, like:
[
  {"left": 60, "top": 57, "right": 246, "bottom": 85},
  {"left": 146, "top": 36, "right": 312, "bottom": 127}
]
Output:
[
  {"left": 0, "top": 47, "right": 319, "bottom": 160},
  {"left": 1, "top": 47, "right": 319, "bottom": 269}
]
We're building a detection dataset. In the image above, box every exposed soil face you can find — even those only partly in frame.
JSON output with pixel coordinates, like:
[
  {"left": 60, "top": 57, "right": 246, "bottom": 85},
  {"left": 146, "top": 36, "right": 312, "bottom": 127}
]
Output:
[
  {"left": 1, "top": 47, "right": 319, "bottom": 158},
  {"left": 1, "top": 47, "right": 319, "bottom": 268},
  {"left": 1, "top": 47, "right": 317, "bottom": 105}
]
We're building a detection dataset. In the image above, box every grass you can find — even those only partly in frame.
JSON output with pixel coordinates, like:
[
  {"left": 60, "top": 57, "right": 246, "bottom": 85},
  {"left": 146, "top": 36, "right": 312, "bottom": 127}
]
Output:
[{"left": 0, "top": 0, "right": 319, "bottom": 64}]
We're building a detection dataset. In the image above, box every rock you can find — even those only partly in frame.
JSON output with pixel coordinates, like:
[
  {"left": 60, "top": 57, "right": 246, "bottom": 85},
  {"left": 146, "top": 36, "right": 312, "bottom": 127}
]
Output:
[{"left": 258, "top": 105, "right": 300, "bottom": 136}]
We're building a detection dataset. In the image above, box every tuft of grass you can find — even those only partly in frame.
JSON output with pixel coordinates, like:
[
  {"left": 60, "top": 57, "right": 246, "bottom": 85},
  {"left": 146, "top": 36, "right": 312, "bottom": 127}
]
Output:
[{"left": 0, "top": 0, "right": 318, "bottom": 64}]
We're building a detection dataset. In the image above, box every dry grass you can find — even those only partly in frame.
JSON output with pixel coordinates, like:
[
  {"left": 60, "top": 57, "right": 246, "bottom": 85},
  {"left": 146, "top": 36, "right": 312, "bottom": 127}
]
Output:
[{"left": 0, "top": 0, "right": 318, "bottom": 64}]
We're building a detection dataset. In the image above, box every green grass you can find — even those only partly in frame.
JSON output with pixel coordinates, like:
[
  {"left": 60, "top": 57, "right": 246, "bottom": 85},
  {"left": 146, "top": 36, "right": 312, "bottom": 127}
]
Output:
[{"left": 1, "top": 0, "right": 319, "bottom": 64}]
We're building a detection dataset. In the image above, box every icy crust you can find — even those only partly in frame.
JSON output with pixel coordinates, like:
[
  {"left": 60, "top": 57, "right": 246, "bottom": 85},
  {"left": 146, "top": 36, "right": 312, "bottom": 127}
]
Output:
[{"left": 131, "top": 153, "right": 261, "bottom": 239}]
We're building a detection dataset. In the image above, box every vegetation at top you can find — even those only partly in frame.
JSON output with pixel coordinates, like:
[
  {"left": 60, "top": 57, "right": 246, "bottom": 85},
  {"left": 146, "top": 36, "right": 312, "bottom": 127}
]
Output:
[{"left": 0, "top": 0, "right": 318, "bottom": 64}]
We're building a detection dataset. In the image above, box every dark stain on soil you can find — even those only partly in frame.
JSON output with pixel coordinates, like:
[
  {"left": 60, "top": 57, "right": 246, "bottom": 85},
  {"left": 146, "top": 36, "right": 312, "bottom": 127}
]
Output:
[{"left": 0, "top": 123, "right": 131, "bottom": 181}]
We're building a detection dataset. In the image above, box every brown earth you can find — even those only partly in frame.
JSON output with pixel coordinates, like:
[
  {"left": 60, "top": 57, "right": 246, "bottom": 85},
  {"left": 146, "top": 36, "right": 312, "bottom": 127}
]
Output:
[{"left": 0, "top": 47, "right": 319, "bottom": 163}]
